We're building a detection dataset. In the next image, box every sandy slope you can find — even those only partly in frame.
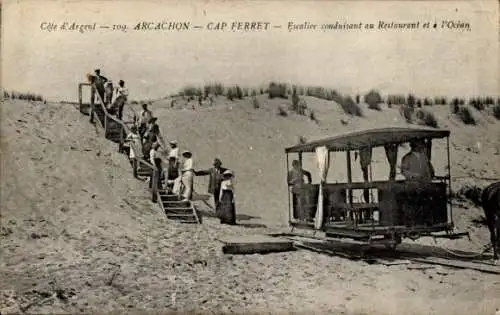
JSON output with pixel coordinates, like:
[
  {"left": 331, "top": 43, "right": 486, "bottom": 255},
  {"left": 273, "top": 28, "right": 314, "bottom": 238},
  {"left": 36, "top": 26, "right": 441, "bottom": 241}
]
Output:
[{"left": 1, "top": 98, "right": 499, "bottom": 314}]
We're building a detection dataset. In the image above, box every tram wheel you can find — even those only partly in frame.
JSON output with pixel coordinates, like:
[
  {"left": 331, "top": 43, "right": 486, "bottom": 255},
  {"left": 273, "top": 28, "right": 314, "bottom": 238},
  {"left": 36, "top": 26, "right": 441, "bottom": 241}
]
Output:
[{"left": 384, "top": 233, "right": 402, "bottom": 251}]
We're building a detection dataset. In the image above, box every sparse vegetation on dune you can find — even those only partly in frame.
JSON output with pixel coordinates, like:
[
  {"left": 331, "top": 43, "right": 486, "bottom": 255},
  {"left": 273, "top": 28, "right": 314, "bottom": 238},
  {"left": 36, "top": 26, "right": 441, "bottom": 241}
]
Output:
[
  {"left": 169, "top": 82, "right": 500, "bottom": 124},
  {"left": 454, "top": 105, "right": 476, "bottom": 125},
  {"left": 415, "top": 108, "right": 439, "bottom": 128},
  {"left": 226, "top": 85, "right": 244, "bottom": 100},
  {"left": 179, "top": 85, "right": 202, "bottom": 98},
  {"left": 451, "top": 183, "right": 483, "bottom": 207},
  {"left": 364, "top": 90, "right": 383, "bottom": 111},
  {"left": 492, "top": 104, "right": 500, "bottom": 120},
  {"left": 203, "top": 82, "right": 225, "bottom": 97},
  {"left": 267, "top": 82, "right": 288, "bottom": 99},
  {"left": 305, "top": 86, "right": 343, "bottom": 103},
  {"left": 340, "top": 95, "right": 363, "bottom": 117},
  {"left": 4, "top": 90, "right": 44, "bottom": 102},
  {"left": 400, "top": 104, "right": 415, "bottom": 123},
  {"left": 387, "top": 94, "right": 407, "bottom": 106}
]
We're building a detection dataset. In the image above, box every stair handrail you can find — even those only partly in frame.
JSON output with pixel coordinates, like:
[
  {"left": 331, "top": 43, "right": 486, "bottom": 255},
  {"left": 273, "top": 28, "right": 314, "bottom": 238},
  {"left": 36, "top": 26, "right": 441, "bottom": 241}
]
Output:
[{"left": 83, "top": 80, "right": 160, "bottom": 202}]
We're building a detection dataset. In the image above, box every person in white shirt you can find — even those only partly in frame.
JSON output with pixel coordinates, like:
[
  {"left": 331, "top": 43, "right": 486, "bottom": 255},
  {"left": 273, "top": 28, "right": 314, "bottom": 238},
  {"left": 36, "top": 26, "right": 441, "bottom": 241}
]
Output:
[
  {"left": 149, "top": 142, "right": 163, "bottom": 190},
  {"left": 180, "top": 150, "right": 194, "bottom": 201},
  {"left": 168, "top": 140, "right": 179, "bottom": 161},
  {"left": 401, "top": 139, "right": 435, "bottom": 181},
  {"left": 112, "top": 80, "right": 129, "bottom": 120},
  {"left": 125, "top": 126, "right": 142, "bottom": 160},
  {"left": 124, "top": 126, "right": 143, "bottom": 178}
]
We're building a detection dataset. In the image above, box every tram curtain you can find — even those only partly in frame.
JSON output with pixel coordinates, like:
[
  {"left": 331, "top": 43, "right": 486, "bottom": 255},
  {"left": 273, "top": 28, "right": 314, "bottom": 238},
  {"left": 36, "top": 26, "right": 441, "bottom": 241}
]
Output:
[
  {"left": 425, "top": 139, "right": 432, "bottom": 161},
  {"left": 359, "top": 147, "right": 372, "bottom": 170},
  {"left": 384, "top": 144, "right": 398, "bottom": 180},
  {"left": 314, "top": 146, "right": 329, "bottom": 229}
]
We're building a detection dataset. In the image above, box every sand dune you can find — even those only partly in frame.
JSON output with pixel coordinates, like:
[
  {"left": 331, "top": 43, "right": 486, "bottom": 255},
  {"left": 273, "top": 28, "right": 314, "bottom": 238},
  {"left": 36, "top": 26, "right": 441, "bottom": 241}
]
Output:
[{"left": 1, "top": 97, "right": 499, "bottom": 314}]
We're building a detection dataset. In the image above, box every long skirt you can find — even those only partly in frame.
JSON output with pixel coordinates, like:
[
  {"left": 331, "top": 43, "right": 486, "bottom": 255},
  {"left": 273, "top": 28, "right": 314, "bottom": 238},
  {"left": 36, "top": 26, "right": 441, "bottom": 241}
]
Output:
[
  {"left": 138, "top": 123, "right": 147, "bottom": 141},
  {"left": 217, "top": 190, "right": 236, "bottom": 225},
  {"left": 181, "top": 171, "right": 194, "bottom": 200},
  {"left": 143, "top": 141, "right": 152, "bottom": 160}
]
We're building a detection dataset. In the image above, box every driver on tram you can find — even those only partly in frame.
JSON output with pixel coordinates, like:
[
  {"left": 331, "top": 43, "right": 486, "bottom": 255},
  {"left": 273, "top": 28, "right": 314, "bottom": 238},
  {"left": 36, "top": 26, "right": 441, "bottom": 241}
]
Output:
[
  {"left": 401, "top": 139, "right": 435, "bottom": 180},
  {"left": 288, "top": 160, "right": 312, "bottom": 220}
]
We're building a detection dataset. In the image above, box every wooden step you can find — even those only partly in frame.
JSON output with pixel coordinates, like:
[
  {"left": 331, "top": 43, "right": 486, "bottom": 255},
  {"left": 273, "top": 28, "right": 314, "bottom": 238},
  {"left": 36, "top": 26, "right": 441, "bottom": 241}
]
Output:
[
  {"left": 163, "top": 201, "right": 191, "bottom": 208},
  {"left": 164, "top": 208, "right": 193, "bottom": 215},
  {"left": 174, "top": 219, "right": 199, "bottom": 224},
  {"left": 166, "top": 213, "right": 196, "bottom": 219},
  {"left": 159, "top": 194, "right": 181, "bottom": 201}
]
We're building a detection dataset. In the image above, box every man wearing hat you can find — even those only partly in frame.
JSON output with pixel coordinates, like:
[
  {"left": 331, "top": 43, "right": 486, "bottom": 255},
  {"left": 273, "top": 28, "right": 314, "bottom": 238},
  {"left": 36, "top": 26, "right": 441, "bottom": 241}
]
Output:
[
  {"left": 180, "top": 150, "right": 194, "bottom": 201},
  {"left": 93, "top": 69, "right": 108, "bottom": 104},
  {"left": 166, "top": 156, "right": 180, "bottom": 193},
  {"left": 113, "top": 80, "right": 129, "bottom": 120},
  {"left": 124, "top": 125, "right": 143, "bottom": 177},
  {"left": 144, "top": 117, "right": 159, "bottom": 141},
  {"left": 401, "top": 139, "right": 435, "bottom": 181},
  {"left": 195, "top": 158, "right": 228, "bottom": 209},
  {"left": 143, "top": 117, "right": 160, "bottom": 159},
  {"left": 168, "top": 140, "right": 179, "bottom": 161},
  {"left": 104, "top": 81, "right": 114, "bottom": 107},
  {"left": 87, "top": 69, "right": 107, "bottom": 123},
  {"left": 149, "top": 142, "right": 163, "bottom": 190},
  {"left": 138, "top": 104, "right": 153, "bottom": 140}
]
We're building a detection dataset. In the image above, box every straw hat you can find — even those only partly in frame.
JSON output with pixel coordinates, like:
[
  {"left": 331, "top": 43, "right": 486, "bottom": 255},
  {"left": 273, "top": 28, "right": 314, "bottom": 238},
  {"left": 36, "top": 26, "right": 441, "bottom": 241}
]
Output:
[
  {"left": 223, "top": 170, "right": 233, "bottom": 176},
  {"left": 182, "top": 150, "right": 192, "bottom": 157},
  {"left": 169, "top": 140, "right": 178, "bottom": 145}
]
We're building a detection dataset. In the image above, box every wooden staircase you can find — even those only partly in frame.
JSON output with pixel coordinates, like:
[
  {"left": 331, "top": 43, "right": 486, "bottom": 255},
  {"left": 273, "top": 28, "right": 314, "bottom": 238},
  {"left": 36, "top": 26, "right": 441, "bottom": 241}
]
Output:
[
  {"left": 157, "top": 191, "right": 202, "bottom": 224},
  {"left": 106, "top": 120, "right": 125, "bottom": 144},
  {"left": 79, "top": 82, "right": 203, "bottom": 225}
]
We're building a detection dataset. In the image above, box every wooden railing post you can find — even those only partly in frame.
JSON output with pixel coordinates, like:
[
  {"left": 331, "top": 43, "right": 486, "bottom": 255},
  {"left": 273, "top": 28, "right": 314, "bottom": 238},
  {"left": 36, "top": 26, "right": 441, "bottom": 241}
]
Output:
[
  {"left": 132, "top": 158, "right": 138, "bottom": 178},
  {"left": 119, "top": 126, "right": 124, "bottom": 153},
  {"left": 104, "top": 114, "right": 108, "bottom": 138},
  {"left": 152, "top": 169, "right": 158, "bottom": 203},
  {"left": 78, "top": 84, "right": 83, "bottom": 113}
]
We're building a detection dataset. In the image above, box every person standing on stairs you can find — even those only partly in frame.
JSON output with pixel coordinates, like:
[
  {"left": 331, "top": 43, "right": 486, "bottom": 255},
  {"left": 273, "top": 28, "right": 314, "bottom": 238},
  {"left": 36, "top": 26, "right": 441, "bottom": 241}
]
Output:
[
  {"left": 168, "top": 140, "right": 179, "bottom": 161},
  {"left": 124, "top": 126, "right": 143, "bottom": 174},
  {"left": 113, "top": 80, "right": 129, "bottom": 120},
  {"left": 144, "top": 117, "right": 160, "bottom": 144},
  {"left": 166, "top": 156, "right": 180, "bottom": 194},
  {"left": 149, "top": 142, "right": 163, "bottom": 190},
  {"left": 142, "top": 117, "right": 160, "bottom": 161},
  {"left": 104, "top": 81, "right": 114, "bottom": 107},
  {"left": 195, "top": 158, "right": 227, "bottom": 210},
  {"left": 180, "top": 151, "right": 195, "bottom": 201},
  {"left": 93, "top": 69, "right": 108, "bottom": 104},
  {"left": 138, "top": 104, "right": 153, "bottom": 141}
]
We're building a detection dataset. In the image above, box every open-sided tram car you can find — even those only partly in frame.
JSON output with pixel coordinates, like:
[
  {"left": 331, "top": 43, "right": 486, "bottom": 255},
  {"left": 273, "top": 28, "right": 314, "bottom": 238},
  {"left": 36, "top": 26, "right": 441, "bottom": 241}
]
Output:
[{"left": 284, "top": 127, "right": 466, "bottom": 249}]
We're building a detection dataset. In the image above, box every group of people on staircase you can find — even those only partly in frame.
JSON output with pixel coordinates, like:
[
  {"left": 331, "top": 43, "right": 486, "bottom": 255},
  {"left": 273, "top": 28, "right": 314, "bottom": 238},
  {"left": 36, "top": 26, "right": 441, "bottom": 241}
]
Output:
[
  {"left": 87, "top": 69, "right": 236, "bottom": 225},
  {"left": 87, "top": 69, "right": 129, "bottom": 121},
  {"left": 126, "top": 123, "right": 237, "bottom": 225}
]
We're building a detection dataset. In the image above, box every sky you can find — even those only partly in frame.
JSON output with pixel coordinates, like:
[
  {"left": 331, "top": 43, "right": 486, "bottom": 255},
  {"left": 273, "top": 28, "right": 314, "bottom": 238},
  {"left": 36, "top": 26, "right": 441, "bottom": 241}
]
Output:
[{"left": 2, "top": 0, "right": 499, "bottom": 102}]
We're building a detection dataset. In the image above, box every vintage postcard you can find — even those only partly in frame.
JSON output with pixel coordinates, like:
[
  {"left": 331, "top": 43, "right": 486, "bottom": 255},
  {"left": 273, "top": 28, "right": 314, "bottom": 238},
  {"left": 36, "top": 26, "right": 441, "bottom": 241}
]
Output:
[{"left": 1, "top": 0, "right": 499, "bottom": 314}]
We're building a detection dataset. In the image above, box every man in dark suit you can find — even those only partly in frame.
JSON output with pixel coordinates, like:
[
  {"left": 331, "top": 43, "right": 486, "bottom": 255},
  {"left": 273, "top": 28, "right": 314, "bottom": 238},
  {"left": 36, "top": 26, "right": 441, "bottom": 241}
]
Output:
[
  {"left": 195, "top": 158, "right": 227, "bottom": 209},
  {"left": 287, "top": 160, "right": 312, "bottom": 220}
]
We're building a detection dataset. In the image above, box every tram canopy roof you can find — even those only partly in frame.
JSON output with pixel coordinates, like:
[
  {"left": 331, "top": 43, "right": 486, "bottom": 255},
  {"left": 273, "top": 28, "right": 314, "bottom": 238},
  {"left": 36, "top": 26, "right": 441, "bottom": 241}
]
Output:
[{"left": 285, "top": 127, "right": 450, "bottom": 153}]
